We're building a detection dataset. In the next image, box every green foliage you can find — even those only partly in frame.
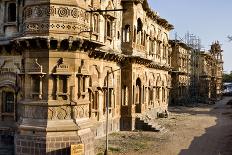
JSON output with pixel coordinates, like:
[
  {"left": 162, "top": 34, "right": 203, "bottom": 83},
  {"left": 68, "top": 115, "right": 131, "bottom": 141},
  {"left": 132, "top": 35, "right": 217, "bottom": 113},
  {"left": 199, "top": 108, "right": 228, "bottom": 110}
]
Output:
[{"left": 223, "top": 72, "right": 232, "bottom": 82}]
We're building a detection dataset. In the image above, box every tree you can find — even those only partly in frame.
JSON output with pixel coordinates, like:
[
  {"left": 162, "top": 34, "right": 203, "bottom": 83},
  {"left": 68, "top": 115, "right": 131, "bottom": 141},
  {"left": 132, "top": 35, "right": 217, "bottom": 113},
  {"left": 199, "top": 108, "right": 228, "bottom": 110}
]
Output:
[{"left": 223, "top": 72, "right": 232, "bottom": 83}]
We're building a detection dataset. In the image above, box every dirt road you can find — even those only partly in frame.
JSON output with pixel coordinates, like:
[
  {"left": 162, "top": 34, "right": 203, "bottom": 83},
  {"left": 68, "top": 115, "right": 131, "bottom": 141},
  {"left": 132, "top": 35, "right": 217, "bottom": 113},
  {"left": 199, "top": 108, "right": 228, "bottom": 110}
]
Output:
[{"left": 95, "top": 97, "right": 232, "bottom": 155}]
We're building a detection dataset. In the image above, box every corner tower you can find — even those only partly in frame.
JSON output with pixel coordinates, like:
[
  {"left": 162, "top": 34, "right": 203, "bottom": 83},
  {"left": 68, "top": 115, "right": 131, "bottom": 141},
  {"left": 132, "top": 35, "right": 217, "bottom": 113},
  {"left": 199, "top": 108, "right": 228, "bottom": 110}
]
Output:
[
  {"left": 14, "top": 1, "right": 95, "bottom": 155},
  {"left": 0, "top": 0, "right": 123, "bottom": 155}
]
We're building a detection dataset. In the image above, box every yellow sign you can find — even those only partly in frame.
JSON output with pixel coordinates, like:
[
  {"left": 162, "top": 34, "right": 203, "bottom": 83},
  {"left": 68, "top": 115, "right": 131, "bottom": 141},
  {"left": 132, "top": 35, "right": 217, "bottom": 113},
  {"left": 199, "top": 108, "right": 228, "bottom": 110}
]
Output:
[{"left": 70, "top": 144, "right": 85, "bottom": 155}]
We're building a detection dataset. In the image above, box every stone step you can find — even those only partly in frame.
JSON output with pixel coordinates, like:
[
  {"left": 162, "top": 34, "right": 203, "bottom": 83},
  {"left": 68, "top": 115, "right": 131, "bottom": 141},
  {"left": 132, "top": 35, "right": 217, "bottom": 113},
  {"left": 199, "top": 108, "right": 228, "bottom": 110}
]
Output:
[{"left": 135, "top": 116, "right": 165, "bottom": 132}]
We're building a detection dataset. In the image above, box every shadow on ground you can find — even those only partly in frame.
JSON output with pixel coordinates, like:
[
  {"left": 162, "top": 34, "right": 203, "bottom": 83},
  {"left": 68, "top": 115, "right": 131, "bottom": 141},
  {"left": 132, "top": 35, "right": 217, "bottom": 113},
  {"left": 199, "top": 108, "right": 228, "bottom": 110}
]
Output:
[{"left": 173, "top": 97, "right": 232, "bottom": 155}]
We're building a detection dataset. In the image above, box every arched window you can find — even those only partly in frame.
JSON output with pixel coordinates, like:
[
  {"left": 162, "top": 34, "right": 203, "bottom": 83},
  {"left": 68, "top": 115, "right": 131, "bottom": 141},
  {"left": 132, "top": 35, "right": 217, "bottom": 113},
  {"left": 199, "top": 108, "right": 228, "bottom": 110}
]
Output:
[
  {"left": 135, "top": 78, "right": 142, "bottom": 113},
  {"left": 8, "top": 3, "right": 16, "bottom": 22},
  {"left": 60, "top": 40, "right": 69, "bottom": 51},
  {"left": 136, "top": 78, "right": 141, "bottom": 104},
  {"left": 106, "top": 20, "right": 112, "bottom": 38},
  {"left": 137, "top": 18, "right": 143, "bottom": 33},
  {"left": 50, "top": 40, "right": 58, "bottom": 49},
  {"left": 137, "top": 18, "right": 143, "bottom": 45}
]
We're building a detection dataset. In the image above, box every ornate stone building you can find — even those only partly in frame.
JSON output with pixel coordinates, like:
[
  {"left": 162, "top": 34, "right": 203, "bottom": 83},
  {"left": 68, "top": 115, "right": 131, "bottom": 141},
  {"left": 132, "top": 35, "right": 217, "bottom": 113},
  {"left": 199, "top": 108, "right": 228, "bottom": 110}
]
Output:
[
  {"left": 169, "top": 40, "right": 191, "bottom": 105},
  {"left": 169, "top": 40, "right": 223, "bottom": 105},
  {"left": 197, "top": 41, "right": 223, "bottom": 102},
  {"left": 120, "top": 0, "right": 173, "bottom": 130},
  {"left": 0, "top": 0, "right": 173, "bottom": 154}
]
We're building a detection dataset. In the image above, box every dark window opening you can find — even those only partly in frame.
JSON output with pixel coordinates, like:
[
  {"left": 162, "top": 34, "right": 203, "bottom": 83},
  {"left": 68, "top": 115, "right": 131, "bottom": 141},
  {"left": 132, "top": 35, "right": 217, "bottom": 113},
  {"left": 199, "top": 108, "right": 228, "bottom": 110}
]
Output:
[
  {"left": 82, "top": 77, "right": 86, "bottom": 92},
  {"left": 2, "top": 91, "right": 14, "bottom": 113},
  {"left": 137, "top": 18, "right": 143, "bottom": 33},
  {"left": 8, "top": 3, "right": 16, "bottom": 22},
  {"left": 50, "top": 40, "right": 58, "bottom": 49},
  {"left": 136, "top": 78, "right": 141, "bottom": 104},
  {"left": 93, "top": 91, "right": 98, "bottom": 110},
  {"left": 60, "top": 40, "right": 69, "bottom": 51},
  {"left": 59, "top": 76, "right": 67, "bottom": 94},
  {"left": 32, "top": 76, "right": 40, "bottom": 93},
  {"left": 1, "top": 135, "right": 14, "bottom": 145},
  {"left": 117, "top": 31, "right": 120, "bottom": 40},
  {"left": 149, "top": 88, "right": 153, "bottom": 102},
  {"left": 106, "top": 20, "right": 112, "bottom": 38}
]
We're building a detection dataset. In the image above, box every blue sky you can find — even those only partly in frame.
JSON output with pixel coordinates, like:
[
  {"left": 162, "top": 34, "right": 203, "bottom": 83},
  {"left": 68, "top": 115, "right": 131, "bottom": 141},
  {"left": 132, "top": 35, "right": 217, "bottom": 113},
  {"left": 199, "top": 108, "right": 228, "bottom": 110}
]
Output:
[{"left": 148, "top": 0, "right": 232, "bottom": 72}]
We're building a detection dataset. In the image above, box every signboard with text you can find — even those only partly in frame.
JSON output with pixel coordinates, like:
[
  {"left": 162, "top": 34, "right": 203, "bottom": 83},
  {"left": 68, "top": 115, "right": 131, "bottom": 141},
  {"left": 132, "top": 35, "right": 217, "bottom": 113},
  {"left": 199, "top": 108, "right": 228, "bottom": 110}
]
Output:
[{"left": 70, "top": 144, "right": 84, "bottom": 155}]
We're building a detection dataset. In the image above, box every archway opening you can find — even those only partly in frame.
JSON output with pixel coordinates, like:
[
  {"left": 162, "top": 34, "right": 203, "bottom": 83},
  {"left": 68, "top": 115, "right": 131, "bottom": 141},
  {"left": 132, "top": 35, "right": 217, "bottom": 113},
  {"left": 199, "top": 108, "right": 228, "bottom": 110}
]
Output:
[{"left": 135, "top": 78, "right": 142, "bottom": 113}]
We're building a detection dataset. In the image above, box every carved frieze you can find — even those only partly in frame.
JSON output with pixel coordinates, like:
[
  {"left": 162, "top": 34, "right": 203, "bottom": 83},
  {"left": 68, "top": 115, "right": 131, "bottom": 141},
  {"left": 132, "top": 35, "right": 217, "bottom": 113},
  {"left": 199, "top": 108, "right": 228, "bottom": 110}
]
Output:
[
  {"left": 47, "top": 104, "right": 89, "bottom": 120},
  {"left": 23, "top": 105, "right": 72, "bottom": 120},
  {"left": 73, "top": 104, "right": 89, "bottom": 119},
  {"left": 23, "top": 5, "right": 90, "bottom": 35}
]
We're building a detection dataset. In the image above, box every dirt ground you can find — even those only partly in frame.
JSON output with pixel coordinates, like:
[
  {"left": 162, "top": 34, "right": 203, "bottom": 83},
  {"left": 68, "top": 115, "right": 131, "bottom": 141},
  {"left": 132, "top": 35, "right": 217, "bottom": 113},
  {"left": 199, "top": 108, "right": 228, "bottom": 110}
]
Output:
[{"left": 95, "top": 97, "right": 232, "bottom": 155}]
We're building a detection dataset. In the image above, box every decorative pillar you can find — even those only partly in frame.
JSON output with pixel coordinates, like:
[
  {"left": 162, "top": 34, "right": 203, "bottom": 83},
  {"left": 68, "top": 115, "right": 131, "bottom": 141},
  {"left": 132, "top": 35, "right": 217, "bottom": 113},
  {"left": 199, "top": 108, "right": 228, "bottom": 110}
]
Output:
[
  {"left": 39, "top": 75, "right": 43, "bottom": 99},
  {"left": 154, "top": 41, "right": 157, "bottom": 58},
  {"left": 159, "top": 87, "right": 162, "bottom": 106},
  {"left": 125, "top": 86, "right": 128, "bottom": 105},
  {"left": 152, "top": 87, "right": 155, "bottom": 107},
  {"left": 30, "top": 76, "right": 33, "bottom": 98},
  {"left": 66, "top": 76, "right": 70, "bottom": 100},
  {"left": 98, "top": 90, "right": 104, "bottom": 120},
  {"left": 69, "top": 40, "right": 73, "bottom": 50},
  {"left": 56, "top": 75, "right": 59, "bottom": 99}
]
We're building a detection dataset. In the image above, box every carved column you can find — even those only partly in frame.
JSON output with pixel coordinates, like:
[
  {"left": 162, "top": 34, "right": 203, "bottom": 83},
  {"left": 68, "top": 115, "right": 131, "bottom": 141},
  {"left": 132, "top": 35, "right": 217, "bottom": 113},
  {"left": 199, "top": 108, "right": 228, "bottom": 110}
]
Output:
[
  {"left": 152, "top": 87, "right": 155, "bottom": 107},
  {"left": 66, "top": 76, "right": 70, "bottom": 100},
  {"left": 98, "top": 90, "right": 104, "bottom": 120},
  {"left": 30, "top": 76, "right": 33, "bottom": 98},
  {"left": 154, "top": 41, "right": 157, "bottom": 57},
  {"left": 56, "top": 75, "right": 59, "bottom": 99},
  {"left": 159, "top": 87, "right": 161, "bottom": 106},
  {"left": 125, "top": 86, "right": 128, "bottom": 105},
  {"left": 39, "top": 75, "right": 43, "bottom": 99},
  {"left": 68, "top": 40, "right": 73, "bottom": 50}
]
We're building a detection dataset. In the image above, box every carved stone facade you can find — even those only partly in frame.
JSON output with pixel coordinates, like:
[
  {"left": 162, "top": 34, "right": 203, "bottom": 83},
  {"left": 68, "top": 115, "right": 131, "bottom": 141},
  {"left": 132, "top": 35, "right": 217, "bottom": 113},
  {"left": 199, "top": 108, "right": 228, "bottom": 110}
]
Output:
[
  {"left": 120, "top": 0, "right": 173, "bottom": 130},
  {"left": 169, "top": 40, "right": 191, "bottom": 105},
  {"left": 0, "top": 0, "right": 173, "bottom": 155},
  {"left": 197, "top": 41, "right": 223, "bottom": 102}
]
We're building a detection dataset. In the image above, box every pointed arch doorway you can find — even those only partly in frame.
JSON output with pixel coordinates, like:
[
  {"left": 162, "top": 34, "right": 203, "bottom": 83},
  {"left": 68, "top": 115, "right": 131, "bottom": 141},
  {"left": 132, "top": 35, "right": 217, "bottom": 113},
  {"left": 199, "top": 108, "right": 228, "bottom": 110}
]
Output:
[{"left": 135, "top": 78, "right": 142, "bottom": 113}]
